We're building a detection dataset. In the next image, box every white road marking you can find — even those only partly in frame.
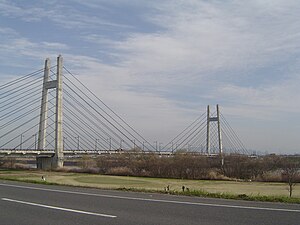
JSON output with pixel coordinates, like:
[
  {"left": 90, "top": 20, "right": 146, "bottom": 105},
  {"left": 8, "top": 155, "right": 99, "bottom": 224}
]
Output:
[
  {"left": 1, "top": 197, "right": 116, "bottom": 218},
  {"left": 0, "top": 182, "right": 299, "bottom": 213}
]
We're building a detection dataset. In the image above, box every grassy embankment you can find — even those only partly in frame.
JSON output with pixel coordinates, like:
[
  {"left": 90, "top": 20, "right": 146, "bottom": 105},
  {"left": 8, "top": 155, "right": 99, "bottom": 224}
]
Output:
[{"left": 0, "top": 169, "right": 299, "bottom": 203}]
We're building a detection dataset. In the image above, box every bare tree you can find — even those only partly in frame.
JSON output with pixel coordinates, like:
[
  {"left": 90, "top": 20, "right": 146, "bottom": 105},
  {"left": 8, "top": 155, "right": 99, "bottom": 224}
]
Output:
[{"left": 281, "top": 159, "right": 300, "bottom": 197}]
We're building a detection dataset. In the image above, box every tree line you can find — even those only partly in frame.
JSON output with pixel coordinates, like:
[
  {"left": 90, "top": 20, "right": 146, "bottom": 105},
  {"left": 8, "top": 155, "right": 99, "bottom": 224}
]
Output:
[
  {"left": 78, "top": 153, "right": 300, "bottom": 182},
  {"left": 91, "top": 153, "right": 300, "bottom": 197}
]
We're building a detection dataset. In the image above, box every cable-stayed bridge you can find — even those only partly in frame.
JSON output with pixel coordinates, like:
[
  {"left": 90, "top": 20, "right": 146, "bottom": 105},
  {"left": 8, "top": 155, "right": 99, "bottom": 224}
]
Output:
[{"left": 0, "top": 56, "right": 249, "bottom": 169}]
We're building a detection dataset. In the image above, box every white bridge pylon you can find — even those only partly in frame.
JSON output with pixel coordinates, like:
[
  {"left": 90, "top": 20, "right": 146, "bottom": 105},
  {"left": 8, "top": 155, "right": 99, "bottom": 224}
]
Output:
[
  {"left": 206, "top": 104, "right": 223, "bottom": 156},
  {"left": 37, "top": 56, "right": 63, "bottom": 169},
  {"left": 206, "top": 104, "right": 224, "bottom": 166}
]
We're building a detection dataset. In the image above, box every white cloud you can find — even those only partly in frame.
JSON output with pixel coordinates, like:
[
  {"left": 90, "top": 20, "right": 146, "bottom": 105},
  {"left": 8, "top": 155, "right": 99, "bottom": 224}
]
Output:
[
  {"left": 0, "top": 37, "right": 65, "bottom": 59},
  {"left": 41, "top": 42, "right": 69, "bottom": 50},
  {"left": 0, "top": 0, "right": 131, "bottom": 29},
  {"left": 0, "top": 27, "right": 17, "bottom": 36},
  {"left": 131, "top": 1, "right": 299, "bottom": 74},
  {"left": 98, "top": 0, "right": 300, "bottom": 109},
  {"left": 67, "top": 0, "right": 300, "bottom": 152},
  {"left": 63, "top": 0, "right": 300, "bottom": 151},
  {"left": 1, "top": 0, "right": 300, "bottom": 152}
]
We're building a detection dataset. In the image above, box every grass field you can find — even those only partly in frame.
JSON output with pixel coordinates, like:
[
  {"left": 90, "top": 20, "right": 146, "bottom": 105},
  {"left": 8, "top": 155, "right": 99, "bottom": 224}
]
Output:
[{"left": 0, "top": 169, "right": 299, "bottom": 202}]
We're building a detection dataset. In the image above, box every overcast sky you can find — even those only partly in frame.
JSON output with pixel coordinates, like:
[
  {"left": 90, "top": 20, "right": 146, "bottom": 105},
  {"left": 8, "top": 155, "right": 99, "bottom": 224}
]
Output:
[{"left": 0, "top": 0, "right": 299, "bottom": 154}]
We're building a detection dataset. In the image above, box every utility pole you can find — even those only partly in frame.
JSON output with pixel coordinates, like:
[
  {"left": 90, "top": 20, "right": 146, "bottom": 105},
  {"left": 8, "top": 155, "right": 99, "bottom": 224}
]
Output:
[
  {"left": 20, "top": 134, "right": 24, "bottom": 150},
  {"left": 120, "top": 139, "right": 124, "bottom": 149},
  {"left": 63, "top": 137, "right": 67, "bottom": 150},
  {"left": 32, "top": 134, "right": 37, "bottom": 150},
  {"left": 95, "top": 139, "right": 98, "bottom": 151},
  {"left": 159, "top": 142, "right": 163, "bottom": 152},
  {"left": 154, "top": 141, "right": 158, "bottom": 151},
  {"left": 75, "top": 135, "right": 80, "bottom": 150}
]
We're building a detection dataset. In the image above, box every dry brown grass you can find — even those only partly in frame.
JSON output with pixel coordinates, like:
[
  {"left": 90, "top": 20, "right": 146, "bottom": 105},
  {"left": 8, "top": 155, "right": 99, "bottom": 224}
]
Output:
[{"left": 0, "top": 169, "right": 299, "bottom": 198}]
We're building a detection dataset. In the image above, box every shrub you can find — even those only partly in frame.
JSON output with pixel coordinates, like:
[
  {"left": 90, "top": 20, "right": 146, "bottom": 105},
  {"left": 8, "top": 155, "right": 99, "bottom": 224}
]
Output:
[{"left": 107, "top": 167, "right": 133, "bottom": 176}]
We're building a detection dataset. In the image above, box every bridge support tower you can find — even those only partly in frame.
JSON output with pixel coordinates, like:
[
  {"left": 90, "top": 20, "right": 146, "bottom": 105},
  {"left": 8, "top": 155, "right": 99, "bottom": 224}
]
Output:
[
  {"left": 37, "top": 56, "right": 64, "bottom": 169},
  {"left": 206, "top": 104, "right": 224, "bottom": 166}
]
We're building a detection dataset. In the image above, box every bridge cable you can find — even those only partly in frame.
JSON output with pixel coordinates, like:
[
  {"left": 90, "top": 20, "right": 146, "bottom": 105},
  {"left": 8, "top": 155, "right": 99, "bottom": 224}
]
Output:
[{"left": 63, "top": 67, "right": 154, "bottom": 150}]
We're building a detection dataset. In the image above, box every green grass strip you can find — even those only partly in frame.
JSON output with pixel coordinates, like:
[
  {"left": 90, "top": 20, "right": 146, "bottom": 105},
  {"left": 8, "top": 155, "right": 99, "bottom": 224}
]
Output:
[{"left": 0, "top": 173, "right": 299, "bottom": 204}]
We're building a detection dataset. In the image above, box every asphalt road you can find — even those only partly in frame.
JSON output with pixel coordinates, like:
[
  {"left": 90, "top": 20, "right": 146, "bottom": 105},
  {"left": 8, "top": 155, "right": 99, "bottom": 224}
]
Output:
[{"left": 0, "top": 180, "right": 300, "bottom": 225}]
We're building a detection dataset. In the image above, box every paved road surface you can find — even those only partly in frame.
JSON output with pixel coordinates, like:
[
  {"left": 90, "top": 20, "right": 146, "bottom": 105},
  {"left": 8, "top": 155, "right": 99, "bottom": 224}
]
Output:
[{"left": 0, "top": 180, "right": 299, "bottom": 225}]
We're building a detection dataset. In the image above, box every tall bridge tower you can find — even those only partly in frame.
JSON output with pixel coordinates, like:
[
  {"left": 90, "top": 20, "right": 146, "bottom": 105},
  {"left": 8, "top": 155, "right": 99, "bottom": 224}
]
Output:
[
  {"left": 206, "top": 104, "right": 224, "bottom": 165},
  {"left": 206, "top": 104, "right": 223, "bottom": 155},
  {"left": 36, "top": 56, "right": 64, "bottom": 169}
]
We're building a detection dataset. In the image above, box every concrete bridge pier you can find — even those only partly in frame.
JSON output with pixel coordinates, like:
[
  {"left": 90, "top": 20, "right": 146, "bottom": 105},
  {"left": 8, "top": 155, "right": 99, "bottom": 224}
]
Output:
[{"left": 36, "top": 156, "right": 63, "bottom": 170}]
